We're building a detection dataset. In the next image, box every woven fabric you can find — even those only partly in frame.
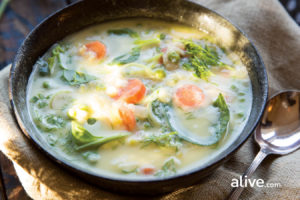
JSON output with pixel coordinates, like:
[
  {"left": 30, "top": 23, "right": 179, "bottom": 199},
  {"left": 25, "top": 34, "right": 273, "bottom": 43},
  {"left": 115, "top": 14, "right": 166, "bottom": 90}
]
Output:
[{"left": 0, "top": 0, "right": 300, "bottom": 199}]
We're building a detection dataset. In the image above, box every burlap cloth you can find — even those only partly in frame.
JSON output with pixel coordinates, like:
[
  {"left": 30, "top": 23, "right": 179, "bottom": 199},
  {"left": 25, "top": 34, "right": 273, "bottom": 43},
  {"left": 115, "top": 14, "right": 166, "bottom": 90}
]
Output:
[{"left": 1, "top": 0, "right": 300, "bottom": 199}]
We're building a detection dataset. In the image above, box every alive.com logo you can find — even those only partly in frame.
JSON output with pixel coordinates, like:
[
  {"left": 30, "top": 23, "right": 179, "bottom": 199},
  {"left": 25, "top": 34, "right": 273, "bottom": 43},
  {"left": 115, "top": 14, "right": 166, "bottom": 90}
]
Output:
[{"left": 231, "top": 176, "right": 281, "bottom": 188}]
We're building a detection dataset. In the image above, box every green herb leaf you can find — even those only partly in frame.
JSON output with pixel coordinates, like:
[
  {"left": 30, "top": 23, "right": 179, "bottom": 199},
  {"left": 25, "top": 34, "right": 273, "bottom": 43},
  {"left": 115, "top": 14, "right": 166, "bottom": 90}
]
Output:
[
  {"left": 112, "top": 47, "right": 141, "bottom": 65},
  {"left": 61, "top": 69, "right": 96, "bottom": 86},
  {"left": 155, "top": 159, "right": 177, "bottom": 177},
  {"left": 35, "top": 114, "right": 66, "bottom": 132},
  {"left": 30, "top": 96, "right": 39, "bottom": 103},
  {"left": 108, "top": 28, "right": 139, "bottom": 38},
  {"left": 149, "top": 99, "right": 173, "bottom": 132},
  {"left": 142, "top": 132, "right": 180, "bottom": 148},
  {"left": 182, "top": 40, "right": 224, "bottom": 80},
  {"left": 30, "top": 94, "right": 49, "bottom": 108}
]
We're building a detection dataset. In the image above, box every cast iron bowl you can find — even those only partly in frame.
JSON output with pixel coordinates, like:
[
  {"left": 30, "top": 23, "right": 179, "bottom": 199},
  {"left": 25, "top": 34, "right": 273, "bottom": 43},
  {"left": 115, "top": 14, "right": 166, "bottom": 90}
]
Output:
[{"left": 9, "top": 0, "right": 268, "bottom": 195}]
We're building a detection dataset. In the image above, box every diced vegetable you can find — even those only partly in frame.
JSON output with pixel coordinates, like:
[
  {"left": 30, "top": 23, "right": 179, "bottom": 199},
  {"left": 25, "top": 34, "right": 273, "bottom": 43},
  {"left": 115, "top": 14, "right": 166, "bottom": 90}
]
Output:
[
  {"left": 118, "top": 105, "right": 136, "bottom": 131},
  {"left": 122, "top": 63, "right": 166, "bottom": 81},
  {"left": 107, "top": 28, "right": 139, "bottom": 38},
  {"left": 85, "top": 41, "right": 106, "bottom": 59},
  {"left": 87, "top": 118, "right": 97, "bottom": 125},
  {"left": 50, "top": 91, "right": 74, "bottom": 110},
  {"left": 61, "top": 69, "right": 96, "bottom": 86},
  {"left": 71, "top": 121, "right": 129, "bottom": 150},
  {"left": 167, "top": 52, "right": 180, "bottom": 63},
  {"left": 67, "top": 104, "right": 90, "bottom": 122},
  {"left": 116, "top": 79, "right": 146, "bottom": 104},
  {"left": 134, "top": 38, "right": 160, "bottom": 48},
  {"left": 122, "top": 167, "right": 138, "bottom": 174},
  {"left": 173, "top": 84, "right": 204, "bottom": 109},
  {"left": 140, "top": 166, "right": 155, "bottom": 175},
  {"left": 159, "top": 33, "right": 166, "bottom": 40},
  {"left": 112, "top": 47, "right": 141, "bottom": 65},
  {"left": 145, "top": 53, "right": 163, "bottom": 64},
  {"left": 42, "top": 81, "right": 51, "bottom": 89},
  {"left": 82, "top": 151, "right": 101, "bottom": 163}
]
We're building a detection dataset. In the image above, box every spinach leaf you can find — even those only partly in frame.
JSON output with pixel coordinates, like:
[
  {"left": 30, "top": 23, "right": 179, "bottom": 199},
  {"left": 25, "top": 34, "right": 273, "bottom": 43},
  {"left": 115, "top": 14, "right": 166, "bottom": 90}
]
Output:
[
  {"left": 155, "top": 158, "right": 177, "bottom": 177},
  {"left": 163, "top": 94, "right": 229, "bottom": 146},
  {"left": 212, "top": 93, "right": 230, "bottom": 140},
  {"left": 37, "top": 59, "right": 51, "bottom": 76},
  {"left": 112, "top": 47, "right": 141, "bottom": 65},
  {"left": 182, "top": 40, "right": 224, "bottom": 81},
  {"left": 71, "top": 122, "right": 129, "bottom": 150},
  {"left": 107, "top": 28, "right": 139, "bottom": 38},
  {"left": 61, "top": 69, "right": 96, "bottom": 86},
  {"left": 38, "top": 44, "right": 66, "bottom": 76},
  {"left": 72, "top": 121, "right": 99, "bottom": 144}
]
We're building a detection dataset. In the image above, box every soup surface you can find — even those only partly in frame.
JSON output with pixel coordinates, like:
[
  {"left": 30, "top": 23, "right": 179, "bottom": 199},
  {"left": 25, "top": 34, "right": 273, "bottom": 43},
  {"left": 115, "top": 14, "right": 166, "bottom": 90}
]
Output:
[{"left": 27, "top": 19, "right": 252, "bottom": 179}]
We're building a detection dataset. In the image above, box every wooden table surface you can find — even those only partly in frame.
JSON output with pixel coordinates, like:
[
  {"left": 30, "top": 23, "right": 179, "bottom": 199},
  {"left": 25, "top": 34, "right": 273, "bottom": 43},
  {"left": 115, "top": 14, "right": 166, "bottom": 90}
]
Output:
[{"left": 0, "top": 0, "right": 298, "bottom": 199}]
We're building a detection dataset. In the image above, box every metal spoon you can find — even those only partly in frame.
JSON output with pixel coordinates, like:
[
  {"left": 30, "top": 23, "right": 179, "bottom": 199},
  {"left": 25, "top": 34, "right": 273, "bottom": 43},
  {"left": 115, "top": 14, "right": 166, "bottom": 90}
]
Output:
[{"left": 228, "top": 90, "right": 300, "bottom": 200}]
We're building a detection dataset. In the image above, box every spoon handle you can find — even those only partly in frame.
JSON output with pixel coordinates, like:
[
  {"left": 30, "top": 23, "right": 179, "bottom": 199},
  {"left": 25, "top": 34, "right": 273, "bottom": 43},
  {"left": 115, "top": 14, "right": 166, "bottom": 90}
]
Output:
[{"left": 227, "top": 149, "right": 269, "bottom": 200}]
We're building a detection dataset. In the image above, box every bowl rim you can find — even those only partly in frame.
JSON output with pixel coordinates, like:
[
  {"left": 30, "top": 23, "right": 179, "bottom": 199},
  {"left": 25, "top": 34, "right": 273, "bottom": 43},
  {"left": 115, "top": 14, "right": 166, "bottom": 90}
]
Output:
[{"left": 8, "top": 0, "right": 268, "bottom": 184}]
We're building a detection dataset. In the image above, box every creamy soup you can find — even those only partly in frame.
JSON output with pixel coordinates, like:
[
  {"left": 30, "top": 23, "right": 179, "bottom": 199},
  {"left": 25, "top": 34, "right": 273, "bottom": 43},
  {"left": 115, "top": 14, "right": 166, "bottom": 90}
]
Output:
[{"left": 27, "top": 19, "right": 252, "bottom": 179}]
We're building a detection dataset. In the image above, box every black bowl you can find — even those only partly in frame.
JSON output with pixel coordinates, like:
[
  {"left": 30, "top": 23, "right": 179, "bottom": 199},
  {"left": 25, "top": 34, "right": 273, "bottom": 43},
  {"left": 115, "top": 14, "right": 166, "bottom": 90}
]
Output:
[{"left": 9, "top": 0, "right": 268, "bottom": 195}]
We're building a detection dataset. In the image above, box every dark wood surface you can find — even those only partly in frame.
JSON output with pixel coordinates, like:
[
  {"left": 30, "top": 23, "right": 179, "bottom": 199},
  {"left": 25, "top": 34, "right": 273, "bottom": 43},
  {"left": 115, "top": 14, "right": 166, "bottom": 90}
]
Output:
[{"left": 0, "top": 0, "right": 298, "bottom": 199}]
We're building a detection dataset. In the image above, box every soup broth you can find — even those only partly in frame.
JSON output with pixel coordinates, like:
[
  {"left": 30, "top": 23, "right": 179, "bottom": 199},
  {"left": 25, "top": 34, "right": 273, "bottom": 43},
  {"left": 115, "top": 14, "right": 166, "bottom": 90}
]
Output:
[{"left": 27, "top": 19, "right": 252, "bottom": 179}]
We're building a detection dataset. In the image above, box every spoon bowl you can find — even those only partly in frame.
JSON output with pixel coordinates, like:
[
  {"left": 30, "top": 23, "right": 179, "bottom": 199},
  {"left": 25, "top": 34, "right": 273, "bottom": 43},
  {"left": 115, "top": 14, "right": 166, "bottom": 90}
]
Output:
[
  {"left": 256, "top": 90, "right": 300, "bottom": 154},
  {"left": 229, "top": 90, "right": 300, "bottom": 200}
]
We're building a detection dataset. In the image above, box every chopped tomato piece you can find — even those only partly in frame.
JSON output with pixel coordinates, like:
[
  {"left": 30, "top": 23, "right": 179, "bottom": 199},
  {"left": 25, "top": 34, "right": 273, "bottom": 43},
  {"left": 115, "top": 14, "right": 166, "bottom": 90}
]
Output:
[
  {"left": 118, "top": 105, "right": 136, "bottom": 131},
  {"left": 116, "top": 79, "right": 146, "bottom": 104},
  {"left": 174, "top": 84, "right": 204, "bottom": 109},
  {"left": 140, "top": 166, "right": 155, "bottom": 175},
  {"left": 85, "top": 41, "right": 106, "bottom": 59},
  {"left": 161, "top": 47, "right": 168, "bottom": 53}
]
